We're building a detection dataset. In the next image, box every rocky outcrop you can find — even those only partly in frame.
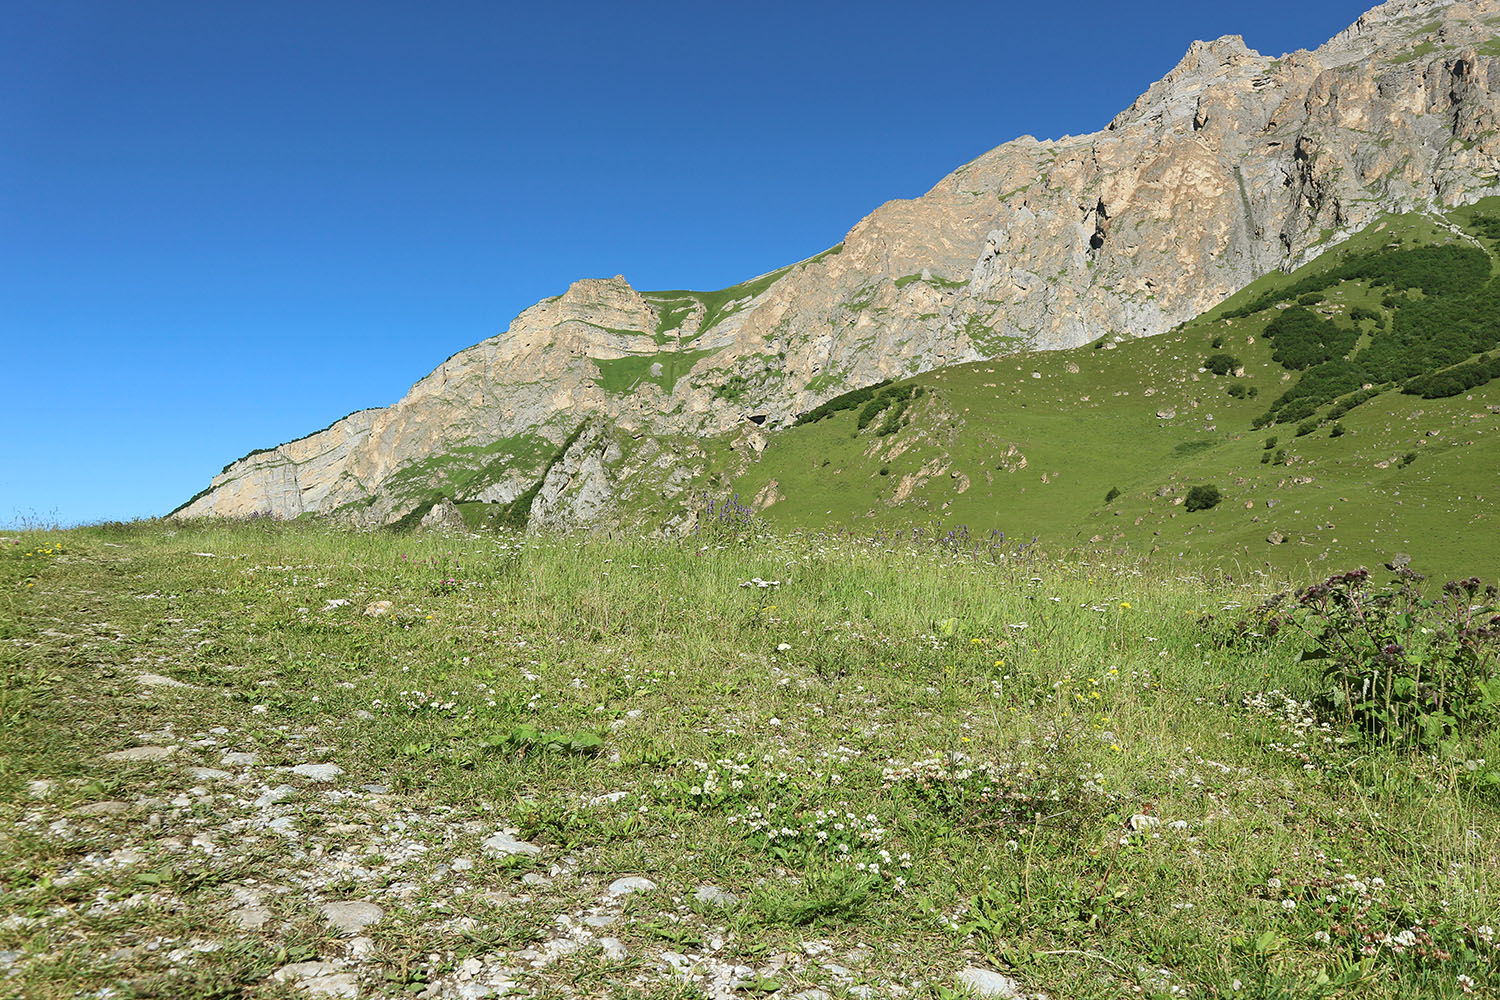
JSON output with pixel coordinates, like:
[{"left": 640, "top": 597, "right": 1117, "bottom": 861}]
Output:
[{"left": 177, "top": 0, "right": 1500, "bottom": 527}]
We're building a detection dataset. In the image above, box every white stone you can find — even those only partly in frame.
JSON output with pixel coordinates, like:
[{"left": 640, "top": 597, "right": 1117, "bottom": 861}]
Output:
[
  {"left": 222, "top": 752, "right": 260, "bottom": 766},
  {"left": 694, "top": 884, "right": 738, "bottom": 907},
  {"left": 600, "top": 937, "right": 627, "bottom": 961},
  {"left": 136, "top": 672, "right": 190, "bottom": 688},
  {"left": 1128, "top": 813, "right": 1161, "bottom": 831},
  {"left": 321, "top": 900, "right": 384, "bottom": 935},
  {"left": 608, "top": 876, "right": 656, "bottom": 897},
  {"left": 229, "top": 905, "right": 272, "bottom": 930},
  {"left": 188, "top": 767, "right": 234, "bottom": 781},
  {"left": 956, "top": 967, "right": 1023, "bottom": 998},
  {"left": 291, "top": 763, "right": 344, "bottom": 781},
  {"left": 482, "top": 832, "right": 541, "bottom": 858},
  {"left": 101, "top": 746, "right": 174, "bottom": 763}
]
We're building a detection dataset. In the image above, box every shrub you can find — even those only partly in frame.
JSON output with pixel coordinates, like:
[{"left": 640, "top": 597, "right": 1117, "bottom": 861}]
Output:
[
  {"left": 1330, "top": 422, "right": 1346, "bottom": 437},
  {"left": 1296, "top": 570, "right": 1500, "bottom": 745},
  {"left": 1104, "top": 486, "right": 1121, "bottom": 504},
  {"left": 1296, "top": 419, "right": 1320, "bottom": 437},
  {"left": 1263, "top": 436, "right": 1278, "bottom": 450},
  {"left": 1226, "top": 384, "right": 1247, "bottom": 399},
  {"left": 1204, "top": 353, "right": 1241, "bottom": 376},
  {"left": 1184, "top": 485, "right": 1223, "bottom": 512},
  {"left": 1211, "top": 335, "right": 1225, "bottom": 349}
]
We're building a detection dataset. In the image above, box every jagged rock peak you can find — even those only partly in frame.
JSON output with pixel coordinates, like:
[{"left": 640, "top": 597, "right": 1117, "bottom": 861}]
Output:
[{"left": 1109, "top": 35, "right": 1268, "bottom": 132}]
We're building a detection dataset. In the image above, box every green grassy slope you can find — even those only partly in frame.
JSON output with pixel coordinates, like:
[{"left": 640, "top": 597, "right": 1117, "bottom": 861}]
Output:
[{"left": 719, "top": 204, "right": 1500, "bottom": 582}]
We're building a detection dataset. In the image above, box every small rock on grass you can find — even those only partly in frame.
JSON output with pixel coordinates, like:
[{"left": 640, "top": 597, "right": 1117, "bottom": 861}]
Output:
[
  {"left": 222, "top": 752, "right": 260, "bottom": 766},
  {"left": 600, "top": 937, "right": 627, "bottom": 961},
  {"left": 290, "top": 763, "right": 344, "bottom": 781},
  {"left": 956, "top": 967, "right": 1023, "bottom": 998},
  {"left": 320, "top": 900, "right": 384, "bottom": 935},
  {"left": 482, "top": 831, "right": 542, "bottom": 858},
  {"left": 188, "top": 767, "right": 234, "bottom": 781},
  {"left": 135, "top": 672, "right": 191, "bottom": 688},
  {"left": 608, "top": 876, "right": 656, "bottom": 897},
  {"left": 73, "top": 801, "right": 131, "bottom": 817},
  {"left": 363, "top": 600, "right": 394, "bottom": 617},
  {"left": 100, "top": 746, "right": 174, "bottom": 763},
  {"left": 694, "top": 884, "right": 738, "bottom": 907}
]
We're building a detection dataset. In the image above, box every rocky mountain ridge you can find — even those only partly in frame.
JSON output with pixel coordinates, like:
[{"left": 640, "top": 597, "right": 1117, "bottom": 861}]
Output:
[{"left": 176, "top": 0, "right": 1500, "bottom": 527}]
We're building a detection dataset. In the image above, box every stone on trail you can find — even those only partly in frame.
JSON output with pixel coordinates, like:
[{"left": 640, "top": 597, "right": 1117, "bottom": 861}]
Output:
[
  {"left": 481, "top": 831, "right": 542, "bottom": 858},
  {"left": 188, "top": 767, "right": 234, "bottom": 781},
  {"left": 321, "top": 900, "right": 384, "bottom": 935},
  {"left": 222, "top": 752, "right": 260, "bottom": 766},
  {"left": 694, "top": 884, "right": 739, "bottom": 907},
  {"left": 135, "top": 672, "right": 191, "bottom": 688},
  {"left": 272, "top": 961, "right": 358, "bottom": 998},
  {"left": 73, "top": 801, "right": 131, "bottom": 817},
  {"left": 100, "top": 746, "right": 175, "bottom": 763},
  {"left": 608, "top": 876, "right": 657, "bottom": 897},
  {"left": 600, "top": 937, "right": 627, "bottom": 961},
  {"left": 229, "top": 905, "right": 273, "bottom": 931},
  {"left": 290, "top": 763, "right": 344, "bottom": 781},
  {"left": 956, "top": 967, "right": 1024, "bottom": 998}
]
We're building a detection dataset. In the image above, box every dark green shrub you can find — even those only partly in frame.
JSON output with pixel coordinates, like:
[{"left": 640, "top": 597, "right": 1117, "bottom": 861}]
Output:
[
  {"left": 1104, "top": 486, "right": 1121, "bottom": 504},
  {"left": 1297, "top": 293, "right": 1325, "bottom": 306},
  {"left": 1296, "top": 571, "right": 1500, "bottom": 745},
  {"left": 1330, "top": 422, "right": 1346, "bottom": 437},
  {"left": 1184, "top": 485, "right": 1223, "bottom": 512},
  {"left": 1204, "top": 353, "right": 1241, "bottom": 376},
  {"left": 1295, "top": 419, "right": 1320, "bottom": 437},
  {"left": 1226, "top": 384, "right": 1247, "bottom": 399},
  {"left": 1263, "top": 436, "right": 1278, "bottom": 450},
  {"left": 1211, "top": 335, "right": 1225, "bottom": 349}
]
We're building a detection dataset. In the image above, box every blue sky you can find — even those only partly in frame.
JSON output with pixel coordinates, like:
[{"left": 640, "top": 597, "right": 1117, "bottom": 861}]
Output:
[{"left": 1, "top": 0, "right": 1371, "bottom": 526}]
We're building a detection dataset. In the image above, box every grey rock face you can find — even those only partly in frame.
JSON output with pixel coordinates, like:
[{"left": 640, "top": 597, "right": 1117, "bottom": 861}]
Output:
[{"left": 177, "top": 1, "right": 1500, "bottom": 531}]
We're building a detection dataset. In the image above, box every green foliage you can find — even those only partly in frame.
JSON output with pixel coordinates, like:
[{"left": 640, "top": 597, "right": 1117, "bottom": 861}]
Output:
[
  {"left": 495, "top": 723, "right": 604, "bottom": 755},
  {"left": 1261, "top": 308, "right": 1359, "bottom": 370},
  {"left": 714, "top": 373, "right": 754, "bottom": 403},
  {"left": 1184, "top": 484, "right": 1223, "bottom": 512},
  {"left": 1402, "top": 352, "right": 1500, "bottom": 399},
  {"left": 1296, "top": 571, "right": 1500, "bottom": 745},
  {"left": 794, "top": 380, "right": 892, "bottom": 426},
  {"left": 1188, "top": 485, "right": 1224, "bottom": 512},
  {"left": 1104, "top": 486, "right": 1121, "bottom": 504},
  {"left": 1204, "top": 353, "right": 1241, "bottom": 376}
]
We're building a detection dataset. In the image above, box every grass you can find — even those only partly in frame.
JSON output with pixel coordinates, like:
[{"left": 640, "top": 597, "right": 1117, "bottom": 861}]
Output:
[
  {"left": 2, "top": 520, "right": 1498, "bottom": 999},
  {"left": 707, "top": 203, "right": 1500, "bottom": 583},
  {"left": 593, "top": 347, "right": 720, "bottom": 395}
]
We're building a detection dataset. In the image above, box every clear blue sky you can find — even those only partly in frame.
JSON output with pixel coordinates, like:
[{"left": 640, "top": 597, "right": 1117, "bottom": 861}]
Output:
[{"left": 1, "top": 0, "right": 1371, "bottom": 526}]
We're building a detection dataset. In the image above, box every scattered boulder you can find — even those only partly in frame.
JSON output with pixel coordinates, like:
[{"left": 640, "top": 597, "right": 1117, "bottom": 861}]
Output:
[{"left": 419, "top": 498, "right": 467, "bottom": 533}]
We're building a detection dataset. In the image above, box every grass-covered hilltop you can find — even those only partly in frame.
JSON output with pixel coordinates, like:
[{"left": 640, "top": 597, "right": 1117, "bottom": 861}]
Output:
[
  {"left": 2, "top": 520, "right": 1499, "bottom": 998},
  {"left": 701, "top": 202, "right": 1500, "bottom": 584}
]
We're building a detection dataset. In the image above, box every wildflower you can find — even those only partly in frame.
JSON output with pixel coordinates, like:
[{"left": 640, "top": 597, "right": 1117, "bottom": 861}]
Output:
[
  {"left": 1281, "top": 899, "right": 1297, "bottom": 912},
  {"left": 1120, "top": 601, "right": 1131, "bottom": 609}
]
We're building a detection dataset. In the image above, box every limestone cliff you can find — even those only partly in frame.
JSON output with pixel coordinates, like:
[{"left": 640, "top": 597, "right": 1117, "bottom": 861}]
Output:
[{"left": 176, "top": 0, "right": 1500, "bottom": 526}]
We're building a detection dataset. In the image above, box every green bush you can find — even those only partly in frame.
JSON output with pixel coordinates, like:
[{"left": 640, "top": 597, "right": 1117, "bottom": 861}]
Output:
[
  {"left": 1297, "top": 571, "right": 1500, "bottom": 745},
  {"left": 1104, "top": 486, "right": 1121, "bottom": 504},
  {"left": 1184, "top": 485, "right": 1223, "bottom": 512},
  {"left": 1204, "top": 353, "right": 1241, "bottom": 376}
]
